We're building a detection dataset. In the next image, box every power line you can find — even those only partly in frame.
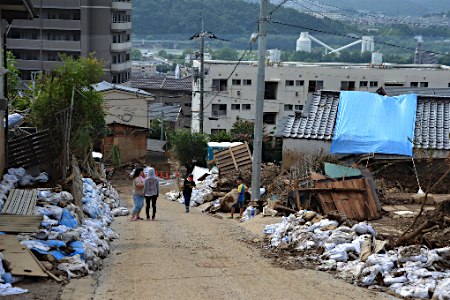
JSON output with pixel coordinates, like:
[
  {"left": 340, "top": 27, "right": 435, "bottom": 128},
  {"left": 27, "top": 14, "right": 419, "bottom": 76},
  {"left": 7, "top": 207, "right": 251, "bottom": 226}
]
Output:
[
  {"left": 270, "top": 20, "right": 450, "bottom": 57},
  {"left": 202, "top": 41, "right": 255, "bottom": 111},
  {"left": 297, "top": 0, "right": 450, "bottom": 33},
  {"left": 269, "top": 0, "right": 291, "bottom": 16}
]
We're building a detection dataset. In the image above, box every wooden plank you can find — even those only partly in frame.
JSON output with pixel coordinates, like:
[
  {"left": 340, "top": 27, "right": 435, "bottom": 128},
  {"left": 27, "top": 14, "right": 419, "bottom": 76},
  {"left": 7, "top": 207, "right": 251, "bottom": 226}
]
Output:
[
  {"left": 363, "top": 178, "right": 381, "bottom": 219},
  {"left": 1, "top": 189, "right": 37, "bottom": 215},
  {"left": 0, "top": 235, "right": 48, "bottom": 277},
  {"left": 2, "top": 189, "right": 15, "bottom": 214},
  {"left": 314, "top": 181, "right": 337, "bottom": 214},
  {"left": 298, "top": 187, "right": 366, "bottom": 193},
  {"left": 0, "top": 215, "right": 43, "bottom": 233}
]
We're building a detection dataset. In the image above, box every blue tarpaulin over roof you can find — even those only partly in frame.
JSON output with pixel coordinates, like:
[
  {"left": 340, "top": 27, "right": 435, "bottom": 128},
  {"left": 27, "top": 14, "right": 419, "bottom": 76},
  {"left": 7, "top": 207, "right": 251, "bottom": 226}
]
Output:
[{"left": 330, "top": 91, "right": 417, "bottom": 156}]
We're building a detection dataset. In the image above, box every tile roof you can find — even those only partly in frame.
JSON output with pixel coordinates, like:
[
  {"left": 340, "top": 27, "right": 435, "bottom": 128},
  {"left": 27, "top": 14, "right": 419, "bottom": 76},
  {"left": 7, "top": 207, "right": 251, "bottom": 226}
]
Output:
[
  {"left": 131, "top": 75, "right": 192, "bottom": 92},
  {"left": 92, "top": 81, "right": 153, "bottom": 97},
  {"left": 278, "top": 91, "right": 450, "bottom": 151}
]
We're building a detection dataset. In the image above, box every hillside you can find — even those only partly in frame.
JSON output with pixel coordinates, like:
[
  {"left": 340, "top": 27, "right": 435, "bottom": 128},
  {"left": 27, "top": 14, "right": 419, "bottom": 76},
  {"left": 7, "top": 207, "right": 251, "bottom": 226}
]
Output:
[
  {"left": 132, "top": 0, "right": 348, "bottom": 37},
  {"left": 321, "top": 0, "right": 450, "bottom": 16}
]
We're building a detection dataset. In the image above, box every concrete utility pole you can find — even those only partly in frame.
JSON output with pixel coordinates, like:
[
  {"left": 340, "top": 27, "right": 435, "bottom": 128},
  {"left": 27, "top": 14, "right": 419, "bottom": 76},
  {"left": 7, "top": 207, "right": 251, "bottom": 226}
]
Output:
[
  {"left": 200, "top": 30, "right": 205, "bottom": 133},
  {"left": 251, "top": 0, "right": 268, "bottom": 202}
]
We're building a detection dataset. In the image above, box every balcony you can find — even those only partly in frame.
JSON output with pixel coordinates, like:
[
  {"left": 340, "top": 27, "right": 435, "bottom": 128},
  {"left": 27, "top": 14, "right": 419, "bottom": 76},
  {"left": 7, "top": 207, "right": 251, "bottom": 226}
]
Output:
[
  {"left": 111, "top": 42, "right": 132, "bottom": 52},
  {"left": 112, "top": 1, "right": 132, "bottom": 10},
  {"left": 111, "top": 22, "right": 132, "bottom": 31},
  {"left": 111, "top": 61, "right": 131, "bottom": 72},
  {"left": 7, "top": 39, "right": 81, "bottom": 52},
  {"left": 14, "top": 59, "right": 62, "bottom": 71},
  {"left": 11, "top": 19, "right": 81, "bottom": 30}
]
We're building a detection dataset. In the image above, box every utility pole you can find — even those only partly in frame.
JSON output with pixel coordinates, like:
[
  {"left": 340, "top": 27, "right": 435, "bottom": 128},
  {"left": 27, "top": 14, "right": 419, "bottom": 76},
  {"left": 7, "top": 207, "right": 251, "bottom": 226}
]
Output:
[
  {"left": 190, "top": 24, "right": 219, "bottom": 133},
  {"left": 251, "top": 0, "right": 268, "bottom": 202},
  {"left": 160, "top": 111, "right": 164, "bottom": 141},
  {"left": 199, "top": 30, "right": 205, "bottom": 133}
]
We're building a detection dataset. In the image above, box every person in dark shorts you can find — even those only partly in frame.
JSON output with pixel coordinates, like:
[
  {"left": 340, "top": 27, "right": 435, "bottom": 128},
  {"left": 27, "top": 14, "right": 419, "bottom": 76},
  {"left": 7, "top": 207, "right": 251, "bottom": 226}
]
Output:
[
  {"left": 228, "top": 176, "right": 247, "bottom": 220},
  {"left": 182, "top": 174, "right": 196, "bottom": 213}
]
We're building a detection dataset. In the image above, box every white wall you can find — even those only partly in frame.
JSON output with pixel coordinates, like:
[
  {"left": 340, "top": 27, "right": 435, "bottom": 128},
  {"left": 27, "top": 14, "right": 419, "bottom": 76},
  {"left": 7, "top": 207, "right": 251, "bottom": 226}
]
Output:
[
  {"left": 103, "top": 90, "right": 154, "bottom": 129},
  {"left": 192, "top": 60, "right": 450, "bottom": 134}
]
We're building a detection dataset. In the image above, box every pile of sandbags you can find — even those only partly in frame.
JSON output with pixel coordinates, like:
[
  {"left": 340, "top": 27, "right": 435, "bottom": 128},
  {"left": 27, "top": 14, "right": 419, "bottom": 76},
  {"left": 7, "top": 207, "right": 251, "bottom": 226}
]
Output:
[
  {"left": 14, "top": 178, "right": 122, "bottom": 280},
  {"left": 264, "top": 211, "right": 450, "bottom": 299},
  {"left": 165, "top": 174, "right": 219, "bottom": 207}
]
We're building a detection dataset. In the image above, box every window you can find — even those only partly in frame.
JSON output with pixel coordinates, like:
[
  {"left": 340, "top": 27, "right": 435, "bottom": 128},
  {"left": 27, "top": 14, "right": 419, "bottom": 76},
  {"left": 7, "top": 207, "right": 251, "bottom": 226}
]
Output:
[
  {"left": 296, "top": 80, "right": 304, "bottom": 86},
  {"left": 341, "top": 81, "right": 356, "bottom": 91},
  {"left": 242, "top": 104, "right": 251, "bottom": 110},
  {"left": 211, "top": 129, "right": 226, "bottom": 134},
  {"left": 243, "top": 79, "right": 252, "bottom": 85},
  {"left": 284, "top": 104, "right": 293, "bottom": 111},
  {"left": 308, "top": 80, "right": 324, "bottom": 92},
  {"left": 184, "top": 103, "right": 192, "bottom": 107},
  {"left": 410, "top": 82, "right": 419, "bottom": 87},
  {"left": 264, "top": 82, "right": 278, "bottom": 100},
  {"left": 263, "top": 112, "right": 277, "bottom": 125},
  {"left": 295, "top": 105, "right": 304, "bottom": 111},
  {"left": 360, "top": 81, "right": 368, "bottom": 87},
  {"left": 212, "top": 79, "right": 228, "bottom": 91},
  {"left": 385, "top": 82, "right": 404, "bottom": 87},
  {"left": 232, "top": 79, "right": 241, "bottom": 85},
  {"left": 420, "top": 82, "right": 429, "bottom": 87},
  {"left": 369, "top": 81, "right": 378, "bottom": 87},
  {"left": 231, "top": 104, "right": 240, "bottom": 110},
  {"left": 212, "top": 104, "right": 227, "bottom": 117},
  {"left": 285, "top": 80, "right": 294, "bottom": 86}
]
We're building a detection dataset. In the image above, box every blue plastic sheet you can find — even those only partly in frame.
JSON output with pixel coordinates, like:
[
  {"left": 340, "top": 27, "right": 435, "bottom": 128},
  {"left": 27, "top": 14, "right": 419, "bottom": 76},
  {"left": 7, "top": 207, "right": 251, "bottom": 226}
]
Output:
[
  {"left": 60, "top": 209, "right": 78, "bottom": 228},
  {"left": 331, "top": 92, "right": 417, "bottom": 156}
]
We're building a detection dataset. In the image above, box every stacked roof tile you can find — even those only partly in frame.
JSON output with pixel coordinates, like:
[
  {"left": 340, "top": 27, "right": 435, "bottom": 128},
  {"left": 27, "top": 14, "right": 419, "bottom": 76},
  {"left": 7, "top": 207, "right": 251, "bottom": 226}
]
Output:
[
  {"left": 131, "top": 75, "right": 192, "bottom": 92},
  {"left": 278, "top": 91, "right": 450, "bottom": 151}
]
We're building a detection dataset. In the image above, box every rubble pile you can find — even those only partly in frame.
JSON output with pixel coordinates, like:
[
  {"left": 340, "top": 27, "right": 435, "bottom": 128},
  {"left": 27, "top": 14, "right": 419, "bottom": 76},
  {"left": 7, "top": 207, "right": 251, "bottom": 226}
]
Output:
[
  {"left": 264, "top": 211, "right": 450, "bottom": 299},
  {"left": 0, "top": 168, "right": 129, "bottom": 295},
  {"left": 165, "top": 174, "right": 219, "bottom": 207}
]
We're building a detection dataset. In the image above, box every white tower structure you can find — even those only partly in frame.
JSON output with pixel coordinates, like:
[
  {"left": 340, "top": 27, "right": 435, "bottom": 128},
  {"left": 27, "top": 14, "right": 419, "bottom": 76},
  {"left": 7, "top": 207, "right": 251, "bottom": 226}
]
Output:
[
  {"left": 296, "top": 32, "right": 312, "bottom": 52},
  {"left": 361, "top": 36, "right": 375, "bottom": 53}
]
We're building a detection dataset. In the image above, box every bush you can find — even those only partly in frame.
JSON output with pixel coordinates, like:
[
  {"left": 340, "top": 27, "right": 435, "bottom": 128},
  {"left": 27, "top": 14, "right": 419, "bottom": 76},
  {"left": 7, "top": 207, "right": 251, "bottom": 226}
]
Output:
[{"left": 169, "top": 130, "right": 208, "bottom": 170}]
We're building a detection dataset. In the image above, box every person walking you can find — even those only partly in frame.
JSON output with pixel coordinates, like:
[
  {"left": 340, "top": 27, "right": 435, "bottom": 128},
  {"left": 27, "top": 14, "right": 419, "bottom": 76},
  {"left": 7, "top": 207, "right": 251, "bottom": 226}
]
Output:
[
  {"left": 228, "top": 176, "right": 247, "bottom": 220},
  {"left": 144, "top": 167, "right": 159, "bottom": 221},
  {"left": 182, "top": 174, "right": 196, "bottom": 213},
  {"left": 131, "top": 167, "right": 145, "bottom": 221}
]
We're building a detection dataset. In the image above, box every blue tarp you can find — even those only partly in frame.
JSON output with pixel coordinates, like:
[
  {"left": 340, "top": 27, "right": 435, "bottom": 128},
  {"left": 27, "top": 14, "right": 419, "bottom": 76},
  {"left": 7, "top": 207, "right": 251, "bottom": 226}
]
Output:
[{"left": 330, "top": 92, "right": 417, "bottom": 156}]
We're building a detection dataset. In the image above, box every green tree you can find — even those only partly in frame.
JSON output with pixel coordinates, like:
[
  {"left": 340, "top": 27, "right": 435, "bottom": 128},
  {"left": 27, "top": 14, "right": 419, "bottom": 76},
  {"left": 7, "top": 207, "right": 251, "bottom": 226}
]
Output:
[
  {"left": 169, "top": 130, "right": 208, "bottom": 169},
  {"left": 209, "top": 130, "right": 232, "bottom": 142},
  {"left": 6, "top": 51, "right": 32, "bottom": 111},
  {"left": 230, "top": 120, "right": 254, "bottom": 144},
  {"left": 213, "top": 47, "right": 239, "bottom": 61},
  {"left": 131, "top": 49, "right": 143, "bottom": 60},
  {"left": 31, "top": 55, "right": 106, "bottom": 168}
]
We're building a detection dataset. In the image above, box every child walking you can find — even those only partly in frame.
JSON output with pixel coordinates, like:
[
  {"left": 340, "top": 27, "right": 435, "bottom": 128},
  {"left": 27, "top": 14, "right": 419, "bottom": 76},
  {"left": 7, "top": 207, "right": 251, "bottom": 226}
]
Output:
[{"left": 182, "top": 174, "right": 196, "bottom": 213}]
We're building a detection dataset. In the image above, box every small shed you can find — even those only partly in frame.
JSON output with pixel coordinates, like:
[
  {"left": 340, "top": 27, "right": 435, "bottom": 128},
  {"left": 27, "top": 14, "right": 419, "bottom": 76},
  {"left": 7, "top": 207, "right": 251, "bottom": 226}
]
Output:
[{"left": 103, "top": 123, "right": 148, "bottom": 163}]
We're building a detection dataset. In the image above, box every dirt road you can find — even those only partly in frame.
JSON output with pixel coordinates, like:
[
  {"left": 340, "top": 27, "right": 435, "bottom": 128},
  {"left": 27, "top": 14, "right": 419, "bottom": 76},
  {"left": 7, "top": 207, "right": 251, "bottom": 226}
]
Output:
[{"left": 92, "top": 180, "right": 395, "bottom": 300}]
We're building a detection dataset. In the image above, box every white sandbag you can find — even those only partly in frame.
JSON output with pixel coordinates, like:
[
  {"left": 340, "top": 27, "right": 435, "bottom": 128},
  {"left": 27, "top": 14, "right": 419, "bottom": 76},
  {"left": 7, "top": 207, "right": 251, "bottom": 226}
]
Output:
[
  {"left": 433, "top": 278, "right": 450, "bottom": 300},
  {"left": 0, "top": 283, "right": 28, "bottom": 296},
  {"left": 352, "top": 222, "right": 377, "bottom": 236}
]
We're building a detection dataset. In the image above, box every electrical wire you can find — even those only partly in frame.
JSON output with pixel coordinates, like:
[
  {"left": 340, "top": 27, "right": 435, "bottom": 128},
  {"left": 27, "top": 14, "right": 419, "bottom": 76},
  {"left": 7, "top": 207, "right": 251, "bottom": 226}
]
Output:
[
  {"left": 201, "top": 41, "right": 255, "bottom": 111},
  {"left": 297, "top": 0, "right": 450, "bottom": 33},
  {"left": 269, "top": 0, "right": 291, "bottom": 16}
]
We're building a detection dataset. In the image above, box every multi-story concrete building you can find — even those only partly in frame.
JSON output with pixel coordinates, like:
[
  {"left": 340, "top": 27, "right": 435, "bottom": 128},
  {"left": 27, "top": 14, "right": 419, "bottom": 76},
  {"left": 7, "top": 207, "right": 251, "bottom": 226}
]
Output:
[
  {"left": 7, "top": 0, "right": 132, "bottom": 83},
  {"left": 191, "top": 60, "right": 450, "bottom": 134}
]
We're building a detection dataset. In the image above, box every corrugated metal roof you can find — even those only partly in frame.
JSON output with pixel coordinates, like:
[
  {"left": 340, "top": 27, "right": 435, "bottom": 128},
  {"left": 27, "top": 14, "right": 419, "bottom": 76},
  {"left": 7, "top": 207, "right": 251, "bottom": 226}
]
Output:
[
  {"left": 131, "top": 75, "right": 192, "bottom": 92},
  {"left": 384, "top": 87, "right": 450, "bottom": 97},
  {"left": 149, "top": 103, "right": 181, "bottom": 122},
  {"left": 147, "top": 139, "right": 166, "bottom": 153},
  {"left": 92, "top": 81, "right": 154, "bottom": 97},
  {"left": 280, "top": 91, "right": 450, "bottom": 151}
]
